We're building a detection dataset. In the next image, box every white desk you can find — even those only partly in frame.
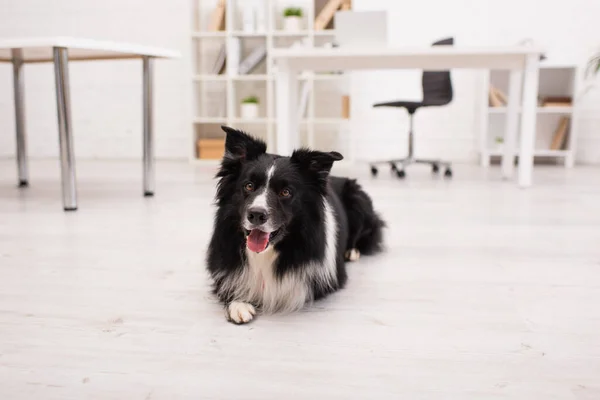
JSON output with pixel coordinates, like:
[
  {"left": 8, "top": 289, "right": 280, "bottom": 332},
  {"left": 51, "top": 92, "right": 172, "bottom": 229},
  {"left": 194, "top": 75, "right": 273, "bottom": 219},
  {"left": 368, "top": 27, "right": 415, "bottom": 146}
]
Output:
[
  {"left": 272, "top": 46, "right": 544, "bottom": 188},
  {"left": 0, "top": 37, "right": 180, "bottom": 210}
]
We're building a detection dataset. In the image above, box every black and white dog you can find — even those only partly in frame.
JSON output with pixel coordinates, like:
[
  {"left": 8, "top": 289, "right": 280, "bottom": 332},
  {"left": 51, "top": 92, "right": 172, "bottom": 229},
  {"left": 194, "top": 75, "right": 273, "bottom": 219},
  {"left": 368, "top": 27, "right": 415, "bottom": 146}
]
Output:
[{"left": 207, "top": 126, "right": 385, "bottom": 324}]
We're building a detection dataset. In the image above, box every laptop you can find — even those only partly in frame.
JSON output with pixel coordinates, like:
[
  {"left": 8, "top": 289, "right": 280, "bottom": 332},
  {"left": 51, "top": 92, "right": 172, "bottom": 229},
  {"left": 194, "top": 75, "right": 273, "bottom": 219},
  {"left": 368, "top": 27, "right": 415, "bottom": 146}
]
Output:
[{"left": 334, "top": 11, "right": 388, "bottom": 48}]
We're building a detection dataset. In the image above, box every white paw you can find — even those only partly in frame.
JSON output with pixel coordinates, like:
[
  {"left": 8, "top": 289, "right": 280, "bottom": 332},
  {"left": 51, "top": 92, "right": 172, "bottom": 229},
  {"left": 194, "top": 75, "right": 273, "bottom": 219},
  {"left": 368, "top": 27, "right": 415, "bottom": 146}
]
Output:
[
  {"left": 345, "top": 248, "right": 360, "bottom": 262},
  {"left": 226, "top": 301, "right": 256, "bottom": 324}
]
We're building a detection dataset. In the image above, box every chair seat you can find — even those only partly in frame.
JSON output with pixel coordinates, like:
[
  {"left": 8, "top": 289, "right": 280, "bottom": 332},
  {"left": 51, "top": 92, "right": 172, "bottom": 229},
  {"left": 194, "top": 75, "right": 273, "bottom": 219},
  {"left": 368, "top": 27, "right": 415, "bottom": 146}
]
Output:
[{"left": 373, "top": 100, "right": 425, "bottom": 114}]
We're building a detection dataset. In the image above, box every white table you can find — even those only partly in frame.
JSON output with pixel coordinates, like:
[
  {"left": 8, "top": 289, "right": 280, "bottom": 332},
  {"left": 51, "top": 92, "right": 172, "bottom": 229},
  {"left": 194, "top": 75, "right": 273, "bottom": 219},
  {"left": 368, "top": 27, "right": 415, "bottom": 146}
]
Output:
[
  {"left": 272, "top": 46, "right": 544, "bottom": 188},
  {"left": 0, "top": 37, "right": 180, "bottom": 210}
]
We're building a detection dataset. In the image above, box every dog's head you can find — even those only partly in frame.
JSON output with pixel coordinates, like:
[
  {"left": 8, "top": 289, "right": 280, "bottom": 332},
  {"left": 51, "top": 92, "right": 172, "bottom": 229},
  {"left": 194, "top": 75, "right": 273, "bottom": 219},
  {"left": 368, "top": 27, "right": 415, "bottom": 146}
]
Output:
[{"left": 215, "top": 126, "right": 343, "bottom": 254}]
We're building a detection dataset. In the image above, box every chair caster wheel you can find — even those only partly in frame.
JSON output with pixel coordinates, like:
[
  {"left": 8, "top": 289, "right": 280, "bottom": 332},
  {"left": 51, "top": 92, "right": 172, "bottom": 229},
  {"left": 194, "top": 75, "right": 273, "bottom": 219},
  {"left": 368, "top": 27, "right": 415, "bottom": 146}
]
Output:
[
  {"left": 370, "top": 166, "right": 378, "bottom": 177},
  {"left": 432, "top": 163, "right": 440, "bottom": 173},
  {"left": 444, "top": 168, "right": 452, "bottom": 178},
  {"left": 396, "top": 169, "right": 406, "bottom": 178},
  {"left": 390, "top": 163, "right": 397, "bottom": 172}
]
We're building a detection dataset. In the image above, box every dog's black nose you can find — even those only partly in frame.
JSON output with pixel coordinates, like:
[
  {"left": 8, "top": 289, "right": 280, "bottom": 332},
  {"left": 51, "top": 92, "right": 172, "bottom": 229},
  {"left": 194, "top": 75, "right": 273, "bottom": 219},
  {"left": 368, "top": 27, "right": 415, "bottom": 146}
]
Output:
[{"left": 247, "top": 208, "right": 268, "bottom": 225}]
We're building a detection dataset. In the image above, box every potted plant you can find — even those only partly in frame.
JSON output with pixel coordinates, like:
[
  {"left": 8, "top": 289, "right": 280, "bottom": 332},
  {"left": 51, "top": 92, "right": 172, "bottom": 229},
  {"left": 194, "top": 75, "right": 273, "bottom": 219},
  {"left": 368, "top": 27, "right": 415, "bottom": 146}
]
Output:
[
  {"left": 494, "top": 136, "right": 504, "bottom": 151},
  {"left": 240, "top": 96, "right": 259, "bottom": 119},
  {"left": 586, "top": 51, "right": 600, "bottom": 78},
  {"left": 283, "top": 7, "right": 303, "bottom": 32}
]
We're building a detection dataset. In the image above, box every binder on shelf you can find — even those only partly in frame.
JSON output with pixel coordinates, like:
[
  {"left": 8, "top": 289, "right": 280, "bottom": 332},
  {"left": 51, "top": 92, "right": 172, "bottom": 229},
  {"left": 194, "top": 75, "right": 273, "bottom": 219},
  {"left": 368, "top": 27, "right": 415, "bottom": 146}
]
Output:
[
  {"left": 212, "top": 44, "right": 227, "bottom": 74},
  {"left": 341, "top": 95, "right": 350, "bottom": 119},
  {"left": 493, "top": 87, "right": 508, "bottom": 105},
  {"left": 488, "top": 86, "right": 505, "bottom": 107},
  {"left": 208, "top": 0, "right": 226, "bottom": 31},
  {"left": 550, "top": 116, "right": 570, "bottom": 150},
  {"left": 542, "top": 96, "right": 572, "bottom": 107},
  {"left": 297, "top": 81, "right": 311, "bottom": 119},
  {"left": 228, "top": 37, "right": 241, "bottom": 76},
  {"left": 314, "top": 0, "right": 344, "bottom": 30},
  {"left": 238, "top": 45, "right": 267, "bottom": 75}
]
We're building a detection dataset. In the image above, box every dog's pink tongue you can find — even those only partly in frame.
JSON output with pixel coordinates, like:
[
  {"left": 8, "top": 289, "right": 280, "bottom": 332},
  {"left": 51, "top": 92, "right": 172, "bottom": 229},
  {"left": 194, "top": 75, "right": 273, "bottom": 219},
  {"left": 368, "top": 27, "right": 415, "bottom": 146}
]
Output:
[{"left": 247, "top": 229, "right": 269, "bottom": 253}]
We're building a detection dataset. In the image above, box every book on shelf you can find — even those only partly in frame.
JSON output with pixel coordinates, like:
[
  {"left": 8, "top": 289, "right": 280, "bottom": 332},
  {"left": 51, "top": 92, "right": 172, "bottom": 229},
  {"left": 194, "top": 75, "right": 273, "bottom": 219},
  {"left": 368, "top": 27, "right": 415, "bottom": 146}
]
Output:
[
  {"left": 550, "top": 116, "right": 570, "bottom": 150},
  {"left": 208, "top": 0, "right": 226, "bottom": 31},
  {"left": 488, "top": 85, "right": 507, "bottom": 107},
  {"left": 314, "top": 0, "right": 345, "bottom": 30},
  {"left": 238, "top": 45, "right": 267, "bottom": 75},
  {"left": 541, "top": 96, "right": 572, "bottom": 107},
  {"left": 341, "top": 95, "right": 350, "bottom": 119},
  {"left": 211, "top": 44, "right": 227, "bottom": 74}
]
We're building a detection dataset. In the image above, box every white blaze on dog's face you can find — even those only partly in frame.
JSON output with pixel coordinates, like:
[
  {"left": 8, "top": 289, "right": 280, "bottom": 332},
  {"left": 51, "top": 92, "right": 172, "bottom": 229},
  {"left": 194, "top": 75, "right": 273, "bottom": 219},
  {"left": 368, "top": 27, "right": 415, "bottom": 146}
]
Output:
[{"left": 219, "top": 126, "right": 343, "bottom": 254}]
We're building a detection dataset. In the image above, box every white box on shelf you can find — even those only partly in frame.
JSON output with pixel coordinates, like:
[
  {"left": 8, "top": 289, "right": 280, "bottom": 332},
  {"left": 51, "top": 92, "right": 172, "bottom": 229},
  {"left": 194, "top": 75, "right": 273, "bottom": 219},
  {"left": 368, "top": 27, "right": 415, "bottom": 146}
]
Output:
[
  {"left": 283, "top": 16, "right": 303, "bottom": 32},
  {"left": 240, "top": 103, "right": 259, "bottom": 119}
]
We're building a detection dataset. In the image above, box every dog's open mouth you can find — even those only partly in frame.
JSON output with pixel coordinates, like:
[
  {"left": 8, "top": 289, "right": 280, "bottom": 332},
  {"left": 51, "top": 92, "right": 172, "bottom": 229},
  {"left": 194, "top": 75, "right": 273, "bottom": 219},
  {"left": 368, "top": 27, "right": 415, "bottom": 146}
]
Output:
[{"left": 244, "top": 229, "right": 280, "bottom": 253}]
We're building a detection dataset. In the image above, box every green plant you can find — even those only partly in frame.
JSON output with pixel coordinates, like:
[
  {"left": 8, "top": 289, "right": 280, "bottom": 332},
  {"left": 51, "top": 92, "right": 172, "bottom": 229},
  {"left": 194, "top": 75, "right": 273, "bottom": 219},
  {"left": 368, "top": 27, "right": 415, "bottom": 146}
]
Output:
[
  {"left": 283, "top": 7, "right": 303, "bottom": 18},
  {"left": 586, "top": 52, "right": 600, "bottom": 78},
  {"left": 495, "top": 137, "right": 504, "bottom": 144},
  {"left": 241, "top": 96, "right": 259, "bottom": 104}
]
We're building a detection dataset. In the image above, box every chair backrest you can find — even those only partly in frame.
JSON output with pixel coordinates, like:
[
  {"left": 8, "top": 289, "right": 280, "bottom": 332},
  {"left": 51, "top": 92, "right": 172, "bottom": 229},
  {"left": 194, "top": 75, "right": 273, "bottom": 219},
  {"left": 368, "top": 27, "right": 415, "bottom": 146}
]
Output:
[{"left": 422, "top": 37, "right": 454, "bottom": 106}]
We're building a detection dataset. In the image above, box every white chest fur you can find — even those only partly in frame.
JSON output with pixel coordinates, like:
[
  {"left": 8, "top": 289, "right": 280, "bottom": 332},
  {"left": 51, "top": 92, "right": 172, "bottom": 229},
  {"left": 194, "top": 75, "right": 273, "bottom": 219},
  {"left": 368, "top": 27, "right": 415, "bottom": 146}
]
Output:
[{"left": 242, "top": 247, "right": 309, "bottom": 313}]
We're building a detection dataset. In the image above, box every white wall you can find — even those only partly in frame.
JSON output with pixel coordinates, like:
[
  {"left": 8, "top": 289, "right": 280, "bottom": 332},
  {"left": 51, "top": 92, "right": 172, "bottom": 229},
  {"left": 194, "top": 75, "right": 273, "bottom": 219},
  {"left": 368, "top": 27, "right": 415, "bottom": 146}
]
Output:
[
  {"left": 350, "top": 0, "right": 600, "bottom": 164},
  {"left": 0, "top": 0, "right": 192, "bottom": 159}
]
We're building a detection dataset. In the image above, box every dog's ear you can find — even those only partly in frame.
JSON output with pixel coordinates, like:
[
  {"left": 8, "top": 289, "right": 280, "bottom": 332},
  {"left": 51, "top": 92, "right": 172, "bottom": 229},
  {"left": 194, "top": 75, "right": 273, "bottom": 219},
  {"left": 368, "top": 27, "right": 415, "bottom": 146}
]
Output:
[
  {"left": 291, "top": 149, "right": 343, "bottom": 180},
  {"left": 221, "top": 125, "right": 266, "bottom": 161}
]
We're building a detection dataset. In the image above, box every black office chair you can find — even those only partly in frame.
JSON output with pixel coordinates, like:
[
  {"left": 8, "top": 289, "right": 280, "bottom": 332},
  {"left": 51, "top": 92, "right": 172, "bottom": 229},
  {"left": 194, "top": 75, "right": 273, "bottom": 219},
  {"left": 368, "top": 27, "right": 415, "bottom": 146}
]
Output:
[{"left": 370, "top": 37, "right": 454, "bottom": 179}]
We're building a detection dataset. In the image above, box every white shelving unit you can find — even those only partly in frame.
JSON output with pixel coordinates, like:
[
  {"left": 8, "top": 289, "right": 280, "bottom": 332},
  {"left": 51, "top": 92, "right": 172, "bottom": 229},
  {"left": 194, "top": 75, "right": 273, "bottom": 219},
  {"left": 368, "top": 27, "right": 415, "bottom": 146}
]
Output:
[
  {"left": 479, "top": 64, "right": 581, "bottom": 167},
  {"left": 191, "top": 0, "right": 349, "bottom": 162}
]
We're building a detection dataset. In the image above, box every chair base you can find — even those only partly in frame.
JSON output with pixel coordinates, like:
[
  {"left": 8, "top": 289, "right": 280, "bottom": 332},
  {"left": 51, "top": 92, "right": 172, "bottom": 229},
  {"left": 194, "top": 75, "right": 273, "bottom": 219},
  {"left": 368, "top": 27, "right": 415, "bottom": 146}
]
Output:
[{"left": 370, "top": 157, "right": 452, "bottom": 178}]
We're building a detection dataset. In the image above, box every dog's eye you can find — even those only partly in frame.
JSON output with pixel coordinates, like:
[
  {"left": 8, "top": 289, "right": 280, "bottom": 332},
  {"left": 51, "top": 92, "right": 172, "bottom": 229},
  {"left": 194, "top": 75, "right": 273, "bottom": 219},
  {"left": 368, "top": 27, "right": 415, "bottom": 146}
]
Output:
[
  {"left": 279, "top": 188, "right": 292, "bottom": 198},
  {"left": 244, "top": 182, "right": 254, "bottom": 192}
]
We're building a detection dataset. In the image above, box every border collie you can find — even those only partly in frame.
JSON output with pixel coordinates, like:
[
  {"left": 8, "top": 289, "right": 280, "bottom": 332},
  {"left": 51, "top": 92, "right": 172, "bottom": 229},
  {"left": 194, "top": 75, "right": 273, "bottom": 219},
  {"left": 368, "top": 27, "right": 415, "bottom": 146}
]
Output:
[{"left": 207, "top": 126, "right": 385, "bottom": 324}]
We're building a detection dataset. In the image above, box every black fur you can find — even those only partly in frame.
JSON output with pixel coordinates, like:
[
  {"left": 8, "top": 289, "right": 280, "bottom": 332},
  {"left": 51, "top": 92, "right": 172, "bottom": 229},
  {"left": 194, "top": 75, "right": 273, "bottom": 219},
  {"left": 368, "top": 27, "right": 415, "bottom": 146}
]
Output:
[{"left": 206, "top": 126, "right": 385, "bottom": 318}]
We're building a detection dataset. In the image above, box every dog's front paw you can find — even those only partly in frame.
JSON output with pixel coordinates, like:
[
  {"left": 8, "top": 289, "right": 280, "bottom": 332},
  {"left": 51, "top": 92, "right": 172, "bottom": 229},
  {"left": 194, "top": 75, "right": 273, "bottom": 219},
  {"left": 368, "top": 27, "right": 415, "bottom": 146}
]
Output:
[
  {"left": 345, "top": 248, "right": 360, "bottom": 262},
  {"left": 226, "top": 301, "right": 256, "bottom": 324}
]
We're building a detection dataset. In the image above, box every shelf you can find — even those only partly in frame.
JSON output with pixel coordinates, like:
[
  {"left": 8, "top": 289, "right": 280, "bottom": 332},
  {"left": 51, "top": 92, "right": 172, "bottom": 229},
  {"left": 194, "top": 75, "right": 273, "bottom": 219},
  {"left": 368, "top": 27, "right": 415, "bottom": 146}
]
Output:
[
  {"left": 192, "top": 31, "right": 226, "bottom": 38},
  {"left": 488, "top": 106, "right": 573, "bottom": 114},
  {"left": 273, "top": 30, "right": 311, "bottom": 37},
  {"left": 193, "top": 75, "right": 227, "bottom": 81},
  {"left": 194, "top": 117, "right": 227, "bottom": 124},
  {"left": 307, "top": 118, "right": 349, "bottom": 124},
  {"left": 231, "top": 31, "right": 267, "bottom": 37},
  {"left": 314, "top": 30, "right": 336, "bottom": 37},
  {"left": 232, "top": 75, "right": 270, "bottom": 81},
  {"left": 299, "top": 73, "right": 346, "bottom": 81},
  {"left": 192, "top": 30, "right": 336, "bottom": 38},
  {"left": 487, "top": 149, "right": 570, "bottom": 157},
  {"left": 231, "top": 118, "right": 273, "bottom": 124}
]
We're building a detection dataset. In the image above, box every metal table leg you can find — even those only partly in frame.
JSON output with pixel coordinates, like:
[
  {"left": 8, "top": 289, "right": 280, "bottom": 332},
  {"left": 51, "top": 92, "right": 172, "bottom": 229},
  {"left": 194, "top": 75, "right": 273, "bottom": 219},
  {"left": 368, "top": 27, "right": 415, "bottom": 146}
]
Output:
[
  {"left": 53, "top": 47, "right": 77, "bottom": 211},
  {"left": 12, "top": 49, "right": 28, "bottom": 188},
  {"left": 142, "top": 56, "right": 154, "bottom": 197}
]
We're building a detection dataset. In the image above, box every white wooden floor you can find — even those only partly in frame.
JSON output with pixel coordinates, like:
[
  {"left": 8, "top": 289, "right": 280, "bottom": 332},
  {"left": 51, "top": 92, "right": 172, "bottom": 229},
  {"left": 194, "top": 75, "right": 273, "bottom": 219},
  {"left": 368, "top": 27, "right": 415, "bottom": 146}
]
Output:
[{"left": 1, "top": 160, "right": 599, "bottom": 399}]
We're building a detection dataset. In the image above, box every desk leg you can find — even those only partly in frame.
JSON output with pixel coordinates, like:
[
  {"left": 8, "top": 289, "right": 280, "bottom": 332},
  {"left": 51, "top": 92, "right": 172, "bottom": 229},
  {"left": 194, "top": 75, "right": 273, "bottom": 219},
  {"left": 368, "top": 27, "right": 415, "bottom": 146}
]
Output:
[
  {"left": 142, "top": 56, "right": 155, "bottom": 197},
  {"left": 518, "top": 55, "right": 540, "bottom": 188},
  {"left": 53, "top": 47, "right": 77, "bottom": 211},
  {"left": 502, "top": 69, "right": 522, "bottom": 179},
  {"left": 275, "top": 67, "right": 299, "bottom": 155},
  {"left": 12, "top": 49, "right": 28, "bottom": 188}
]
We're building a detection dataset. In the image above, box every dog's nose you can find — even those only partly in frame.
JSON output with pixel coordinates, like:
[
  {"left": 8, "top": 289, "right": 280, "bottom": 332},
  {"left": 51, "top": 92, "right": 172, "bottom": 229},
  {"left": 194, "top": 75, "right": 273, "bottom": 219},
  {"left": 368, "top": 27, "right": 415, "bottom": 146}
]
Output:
[{"left": 247, "top": 208, "right": 268, "bottom": 225}]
